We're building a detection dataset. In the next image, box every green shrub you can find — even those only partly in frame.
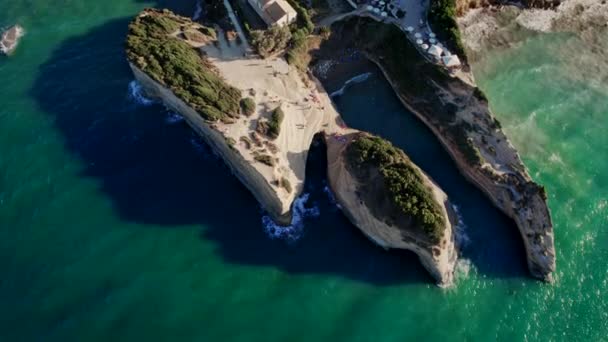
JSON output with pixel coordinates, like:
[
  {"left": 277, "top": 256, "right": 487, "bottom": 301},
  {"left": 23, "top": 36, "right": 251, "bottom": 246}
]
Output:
[
  {"left": 225, "top": 137, "right": 236, "bottom": 149},
  {"left": 319, "top": 26, "right": 331, "bottom": 38},
  {"left": 240, "top": 136, "right": 252, "bottom": 149},
  {"left": 286, "top": 0, "right": 314, "bottom": 34},
  {"left": 267, "top": 106, "right": 284, "bottom": 139},
  {"left": 240, "top": 97, "right": 256, "bottom": 116},
  {"left": 253, "top": 152, "right": 275, "bottom": 166},
  {"left": 473, "top": 87, "right": 487, "bottom": 102},
  {"left": 251, "top": 25, "right": 291, "bottom": 57},
  {"left": 279, "top": 177, "right": 292, "bottom": 193},
  {"left": 126, "top": 9, "right": 241, "bottom": 121},
  {"left": 347, "top": 135, "right": 445, "bottom": 243},
  {"left": 447, "top": 123, "right": 482, "bottom": 165}
]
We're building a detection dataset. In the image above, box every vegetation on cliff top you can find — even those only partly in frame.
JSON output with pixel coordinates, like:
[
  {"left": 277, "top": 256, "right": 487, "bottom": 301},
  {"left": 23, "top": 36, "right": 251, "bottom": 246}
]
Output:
[
  {"left": 346, "top": 135, "right": 446, "bottom": 244},
  {"left": 126, "top": 9, "right": 242, "bottom": 121},
  {"left": 256, "top": 106, "right": 284, "bottom": 140}
]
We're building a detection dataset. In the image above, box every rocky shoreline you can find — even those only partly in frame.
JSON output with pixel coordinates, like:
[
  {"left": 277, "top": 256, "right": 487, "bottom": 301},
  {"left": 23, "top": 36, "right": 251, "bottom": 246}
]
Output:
[
  {"left": 127, "top": 9, "right": 460, "bottom": 285},
  {"left": 312, "top": 16, "right": 555, "bottom": 281}
]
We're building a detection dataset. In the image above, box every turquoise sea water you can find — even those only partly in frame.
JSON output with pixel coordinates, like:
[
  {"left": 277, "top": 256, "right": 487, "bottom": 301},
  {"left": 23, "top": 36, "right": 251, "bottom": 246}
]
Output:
[{"left": 0, "top": 1, "right": 606, "bottom": 340}]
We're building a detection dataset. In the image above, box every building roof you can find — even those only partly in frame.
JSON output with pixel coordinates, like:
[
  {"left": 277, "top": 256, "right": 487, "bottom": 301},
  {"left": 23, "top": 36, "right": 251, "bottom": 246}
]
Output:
[
  {"left": 427, "top": 44, "right": 443, "bottom": 57},
  {"left": 265, "top": 2, "right": 288, "bottom": 22},
  {"left": 442, "top": 55, "right": 461, "bottom": 67},
  {"left": 263, "top": 0, "right": 296, "bottom": 23}
]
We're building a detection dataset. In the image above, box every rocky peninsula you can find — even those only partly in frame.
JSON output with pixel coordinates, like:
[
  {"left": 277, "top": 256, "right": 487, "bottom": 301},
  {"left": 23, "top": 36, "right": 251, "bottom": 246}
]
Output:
[
  {"left": 0, "top": 24, "right": 24, "bottom": 55},
  {"left": 311, "top": 15, "right": 554, "bottom": 281},
  {"left": 126, "top": 9, "right": 459, "bottom": 285}
]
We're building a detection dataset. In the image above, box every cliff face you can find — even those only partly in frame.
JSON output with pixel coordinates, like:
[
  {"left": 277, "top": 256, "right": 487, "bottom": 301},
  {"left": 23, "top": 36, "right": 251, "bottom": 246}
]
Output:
[
  {"left": 127, "top": 9, "right": 460, "bottom": 285},
  {"left": 132, "top": 62, "right": 459, "bottom": 284},
  {"left": 326, "top": 133, "right": 458, "bottom": 285},
  {"left": 372, "top": 60, "right": 555, "bottom": 281},
  {"left": 316, "top": 17, "right": 555, "bottom": 281},
  {"left": 130, "top": 63, "right": 293, "bottom": 225}
]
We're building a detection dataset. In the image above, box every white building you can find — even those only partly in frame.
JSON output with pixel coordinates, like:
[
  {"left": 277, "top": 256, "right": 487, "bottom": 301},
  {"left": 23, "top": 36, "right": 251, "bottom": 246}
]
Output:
[{"left": 248, "top": 0, "right": 297, "bottom": 27}]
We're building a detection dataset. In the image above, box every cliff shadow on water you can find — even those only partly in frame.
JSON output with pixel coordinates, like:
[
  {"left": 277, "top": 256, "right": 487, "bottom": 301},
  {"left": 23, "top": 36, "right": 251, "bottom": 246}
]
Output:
[
  {"left": 311, "top": 33, "right": 530, "bottom": 280},
  {"left": 29, "top": 14, "right": 437, "bottom": 285}
]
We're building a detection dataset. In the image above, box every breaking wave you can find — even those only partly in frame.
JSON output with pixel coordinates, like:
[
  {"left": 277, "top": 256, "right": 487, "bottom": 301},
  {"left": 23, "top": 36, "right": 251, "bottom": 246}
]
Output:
[
  {"left": 454, "top": 258, "right": 474, "bottom": 281},
  {"left": 452, "top": 204, "right": 470, "bottom": 248},
  {"left": 127, "top": 80, "right": 154, "bottom": 106},
  {"left": 189, "top": 134, "right": 213, "bottom": 159},
  {"left": 330, "top": 72, "right": 373, "bottom": 97},
  {"left": 323, "top": 184, "right": 341, "bottom": 211},
  {"left": 192, "top": 0, "right": 204, "bottom": 21},
  {"left": 165, "top": 111, "right": 184, "bottom": 124},
  {"left": 261, "top": 193, "right": 320, "bottom": 242}
]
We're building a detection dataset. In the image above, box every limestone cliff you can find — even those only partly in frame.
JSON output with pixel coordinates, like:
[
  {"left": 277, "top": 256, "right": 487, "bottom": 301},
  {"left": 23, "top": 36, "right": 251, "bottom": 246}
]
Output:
[
  {"left": 318, "top": 17, "right": 555, "bottom": 281},
  {"left": 373, "top": 60, "right": 555, "bottom": 281},
  {"left": 326, "top": 133, "right": 458, "bottom": 285},
  {"left": 126, "top": 9, "right": 459, "bottom": 284},
  {"left": 130, "top": 64, "right": 295, "bottom": 224}
]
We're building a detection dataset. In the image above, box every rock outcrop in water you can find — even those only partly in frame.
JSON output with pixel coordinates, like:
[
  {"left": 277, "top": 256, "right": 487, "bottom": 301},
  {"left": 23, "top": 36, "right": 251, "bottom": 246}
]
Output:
[
  {"left": 126, "top": 9, "right": 459, "bottom": 285},
  {"left": 1, "top": 25, "right": 24, "bottom": 55},
  {"left": 315, "top": 17, "right": 555, "bottom": 281}
]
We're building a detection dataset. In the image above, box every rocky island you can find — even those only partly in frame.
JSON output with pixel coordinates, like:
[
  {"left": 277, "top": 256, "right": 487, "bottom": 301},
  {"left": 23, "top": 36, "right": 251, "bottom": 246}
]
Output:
[
  {"left": 1, "top": 24, "right": 24, "bottom": 55},
  {"left": 126, "top": 0, "right": 555, "bottom": 284}
]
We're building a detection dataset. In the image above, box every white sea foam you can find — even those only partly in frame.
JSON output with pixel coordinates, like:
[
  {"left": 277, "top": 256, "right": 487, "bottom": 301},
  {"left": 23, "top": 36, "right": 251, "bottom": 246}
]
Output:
[
  {"left": 323, "top": 185, "right": 342, "bottom": 210},
  {"left": 452, "top": 204, "right": 470, "bottom": 248},
  {"left": 189, "top": 134, "right": 212, "bottom": 159},
  {"left": 192, "top": 0, "right": 204, "bottom": 21},
  {"left": 455, "top": 258, "right": 474, "bottom": 281},
  {"left": 165, "top": 111, "right": 184, "bottom": 124},
  {"left": 330, "top": 72, "right": 373, "bottom": 97},
  {"left": 261, "top": 193, "right": 320, "bottom": 242},
  {"left": 128, "top": 80, "right": 154, "bottom": 106}
]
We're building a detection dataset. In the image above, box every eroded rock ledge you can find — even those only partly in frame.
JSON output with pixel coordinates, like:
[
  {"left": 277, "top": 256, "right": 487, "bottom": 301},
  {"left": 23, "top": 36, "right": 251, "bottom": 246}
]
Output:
[{"left": 126, "top": 9, "right": 458, "bottom": 285}]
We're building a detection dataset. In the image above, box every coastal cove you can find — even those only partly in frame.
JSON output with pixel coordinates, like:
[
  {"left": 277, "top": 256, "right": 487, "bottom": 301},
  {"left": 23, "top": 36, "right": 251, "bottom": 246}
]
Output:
[
  {"left": 0, "top": 0, "right": 607, "bottom": 341},
  {"left": 318, "top": 59, "right": 529, "bottom": 280}
]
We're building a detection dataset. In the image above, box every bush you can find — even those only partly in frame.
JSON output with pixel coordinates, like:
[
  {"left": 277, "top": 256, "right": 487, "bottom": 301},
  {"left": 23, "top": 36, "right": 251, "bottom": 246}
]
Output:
[
  {"left": 240, "top": 136, "right": 252, "bottom": 149},
  {"left": 240, "top": 97, "right": 256, "bottom": 116},
  {"left": 347, "top": 135, "right": 446, "bottom": 243},
  {"left": 253, "top": 152, "right": 275, "bottom": 166},
  {"left": 319, "top": 26, "right": 331, "bottom": 38},
  {"left": 473, "top": 87, "right": 488, "bottom": 102},
  {"left": 126, "top": 9, "right": 241, "bottom": 121},
  {"left": 267, "top": 106, "right": 284, "bottom": 139},
  {"left": 251, "top": 25, "right": 291, "bottom": 57},
  {"left": 286, "top": 0, "right": 315, "bottom": 34},
  {"left": 447, "top": 123, "right": 482, "bottom": 165},
  {"left": 279, "top": 177, "right": 292, "bottom": 193}
]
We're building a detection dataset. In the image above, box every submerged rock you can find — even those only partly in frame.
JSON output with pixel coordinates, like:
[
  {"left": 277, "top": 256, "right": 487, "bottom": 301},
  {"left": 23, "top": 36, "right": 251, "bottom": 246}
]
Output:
[{"left": 1, "top": 25, "right": 24, "bottom": 55}]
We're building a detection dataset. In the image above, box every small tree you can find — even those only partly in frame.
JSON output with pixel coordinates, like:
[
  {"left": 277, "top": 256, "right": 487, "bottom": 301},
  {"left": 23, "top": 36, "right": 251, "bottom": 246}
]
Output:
[
  {"left": 240, "top": 97, "right": 256, "bottom": 116},
  {"left": 267, "top": 106, "right": 284, "bottom": 139}
]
